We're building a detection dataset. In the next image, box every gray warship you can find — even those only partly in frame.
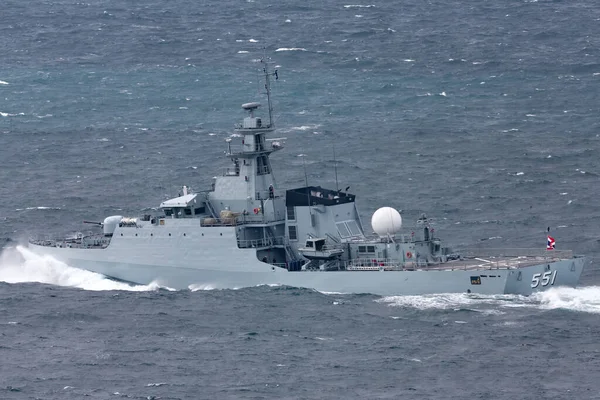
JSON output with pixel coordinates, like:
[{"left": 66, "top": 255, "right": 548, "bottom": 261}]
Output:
[{"left": 28, "top": 60, "right": 585, "bottom": 295}]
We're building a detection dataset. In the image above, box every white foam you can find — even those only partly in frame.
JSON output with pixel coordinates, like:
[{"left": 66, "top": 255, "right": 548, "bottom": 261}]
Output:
[
  {"left": 318, "top": 290, "right": 348, "bottom": 295},
  {"left": 377, "top": 292, "right": 520, "bottom": 310},
  {"left": 237, "top": 50, "right": 249, "bottom": 54},
  {"left": 0, "top": 112, "right": 22, "bottom": 117},
  {"left": 533, "top": 286, "right": 600, "bottom": 314},
  {"left": 289, "top": 124, "right": 321, "bottom": 131},
  {"left": 0, "top": 246, "right": 172, "bottom": 292},
  {"left": 0, "top": 80, "right": 8, "bottom": 85},
  {"left": 275, "top": 47, "right": 307, "bottom": 52},
  {"left": 188, "top": 283, "right": 217, "bottom": 291},
  {"left": 343, "top": 4, "right": 375, "bottom": 8},
  {"left": 16, "top": 206, "right": 61, "bottom": 211},
  {"left": 378, "top": 287, "right": 600, "bottom": 315}
]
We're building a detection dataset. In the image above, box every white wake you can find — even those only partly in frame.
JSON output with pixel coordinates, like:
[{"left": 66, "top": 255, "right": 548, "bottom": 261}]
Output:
[
  {"left": 0, "top": 245, "right": 171, "bottom": 291},
  {"left": 379, "top": 286, "right": 600, "bottom": 314},
  {"left": 533, "top": 286, "right": 600, "bottom": 314}
]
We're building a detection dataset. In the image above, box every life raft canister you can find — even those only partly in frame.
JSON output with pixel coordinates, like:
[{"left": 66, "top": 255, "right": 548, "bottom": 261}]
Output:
[
  {"left": 406, "top": 251, "right": 412, "bottom": 259},
  {"left": 253, "top": 208, "right": 259, "bottom": 214}
]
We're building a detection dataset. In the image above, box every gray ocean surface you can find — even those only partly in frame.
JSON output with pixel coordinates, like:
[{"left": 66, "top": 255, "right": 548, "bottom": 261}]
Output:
[{"left": 1, "top": 0, "right": 600, "bottom": 398}]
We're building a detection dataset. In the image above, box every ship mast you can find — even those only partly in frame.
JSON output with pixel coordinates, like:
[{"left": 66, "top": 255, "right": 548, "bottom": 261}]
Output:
[{"left": 262, "top": 56, "right": 278, "bottom": 128}]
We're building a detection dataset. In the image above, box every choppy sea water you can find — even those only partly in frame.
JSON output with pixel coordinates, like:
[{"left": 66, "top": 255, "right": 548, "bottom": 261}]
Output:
[{"left": 1, "top": 0, "right": 600, "bottom": 398}]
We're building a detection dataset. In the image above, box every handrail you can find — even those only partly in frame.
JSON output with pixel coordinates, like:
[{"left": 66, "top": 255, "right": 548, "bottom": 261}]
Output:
[
  {"left": 459, "top": 248, "right": 573, "bottom": 259},
  {"left": 236, "top": 235, "right": 288, "bottom": 248},
  {"left": 201, "top": 215, "right": 284, "bottom": 227}
]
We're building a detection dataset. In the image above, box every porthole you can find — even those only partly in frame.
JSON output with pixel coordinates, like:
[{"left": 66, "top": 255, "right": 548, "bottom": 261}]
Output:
[
  {"left": 183, "top": 233, "right": 186, "bottom": 237},
  {"left": 120, "top": 233, "right": 123, "bottom": 236},
  {"left": 201, "top": 233, "right": 204, "bottom": 236},
  {"left": 169, "top": 233, "right": 171, "bottom": 236},
  {"left": 135, "top": 233, "right": 138, "bottom": 237},
  {"left": 220, "top": 233, "right": 223, "bottom": 236},
  {"left": 150, "top": 233, "right": 153, "bottom": 237}
]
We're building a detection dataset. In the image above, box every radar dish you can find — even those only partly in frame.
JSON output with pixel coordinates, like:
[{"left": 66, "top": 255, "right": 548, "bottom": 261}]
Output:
[
  {"left": 242, "top": 102, "right": 261, "bottom": 110},
  {"left": 371, "top": 207, "right": 402, "bottom": 237}
]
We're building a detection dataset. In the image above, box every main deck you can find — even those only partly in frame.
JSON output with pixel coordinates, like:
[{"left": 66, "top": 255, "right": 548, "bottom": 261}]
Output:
[{"left": 344, "top": 248, "right": 575, "bottom": 272}]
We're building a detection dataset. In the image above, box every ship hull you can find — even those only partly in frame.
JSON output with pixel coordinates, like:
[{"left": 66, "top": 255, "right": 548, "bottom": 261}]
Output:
[{"left": 27, "top": 242, "right": 585, "bottom": 296}]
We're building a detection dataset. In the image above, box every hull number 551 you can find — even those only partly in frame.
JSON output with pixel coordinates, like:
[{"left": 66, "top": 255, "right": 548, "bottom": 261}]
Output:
[{"left": 531, "top": 270, "right": 557, "bottom": 289}]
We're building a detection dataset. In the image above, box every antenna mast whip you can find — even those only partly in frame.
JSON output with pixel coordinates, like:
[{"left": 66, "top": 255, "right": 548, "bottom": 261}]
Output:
[
  {"left": 333, "top": 143, "right": 339, "bottom": 192},
  {"left": 261, "top": 54, "right": 278, "bottom": 128}
]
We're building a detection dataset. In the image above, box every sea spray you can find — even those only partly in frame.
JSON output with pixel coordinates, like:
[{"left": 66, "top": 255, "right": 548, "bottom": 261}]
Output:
[{"left": 0, "top": 246, "right": 173, "bottom": 292}]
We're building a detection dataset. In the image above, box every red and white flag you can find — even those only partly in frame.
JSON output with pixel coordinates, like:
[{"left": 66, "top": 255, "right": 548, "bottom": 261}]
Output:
[{"left": 547, "top": 236, "right": 556, "bottom": 250}]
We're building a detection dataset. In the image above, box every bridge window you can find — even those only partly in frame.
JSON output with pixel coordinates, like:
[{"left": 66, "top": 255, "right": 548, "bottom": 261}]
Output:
[
  {"left": 346, "top": 220, "right": 362, "bottom": 236},
  {"left": 256, "top": 155, "right": 271, "bottom": 175},
  {"left": 336, "top": 222, "right": 350, "bottom": 238},
  {"left": 288, "top": 225, "right": 297, "bottom": 240},
  {"left": 287, "top": 206, "right": 295, "bottom": 220},
  {"left": 336, "top": 220, "right": 363, "bottom": 238}
]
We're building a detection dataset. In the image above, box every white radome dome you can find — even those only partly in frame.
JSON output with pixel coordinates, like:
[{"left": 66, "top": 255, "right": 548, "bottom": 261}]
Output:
[{"left": 371, "top": 207, "right": 402, "bottom": 237}]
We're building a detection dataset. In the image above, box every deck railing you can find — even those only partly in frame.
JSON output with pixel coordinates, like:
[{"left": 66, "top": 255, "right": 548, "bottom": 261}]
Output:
[
  {"left": 200, "top": 215, "right": 283, "bottom": 227},
  {"left": 458, "top": 248, "right": 573, "bottom": 259},
  {"left": 236, "top": 236, "right": 286, "bottom": 249}
]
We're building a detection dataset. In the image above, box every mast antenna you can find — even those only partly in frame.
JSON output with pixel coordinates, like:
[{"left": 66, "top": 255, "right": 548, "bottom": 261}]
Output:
[
  {"left": 333, "top": 143, "right": 339, "bottom": 192},
  {"left": 302, "top": 154, "right": 312, "bottom": 214},
  {"left": 261, "top": 51, "right": 278, "bottom": 128}
]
